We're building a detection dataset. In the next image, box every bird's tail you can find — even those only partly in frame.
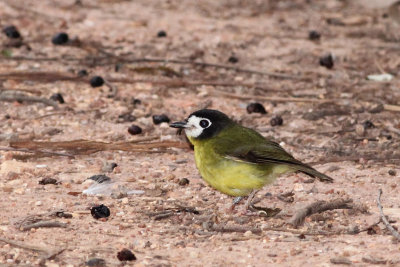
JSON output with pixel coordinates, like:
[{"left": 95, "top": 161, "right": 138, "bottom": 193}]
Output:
[{"left": 296, "top": 164, "right": 333, "bottom": 183}]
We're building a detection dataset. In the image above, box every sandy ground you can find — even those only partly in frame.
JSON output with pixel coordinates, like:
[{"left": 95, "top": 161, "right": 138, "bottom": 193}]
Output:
[{"left": 1, "top": 0, "right": 400, "bottom": 266}]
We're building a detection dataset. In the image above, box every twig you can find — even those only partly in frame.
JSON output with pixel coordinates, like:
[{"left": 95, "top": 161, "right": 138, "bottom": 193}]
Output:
[
  {"left": 119, "top": 57, "right": 306, "bottom": 80},
  {"left": 290, "top": 198, "right": 353, "bottom": 227},
  {"left": 0, "top": 146, "right": 75, "bottom": 158},
  {"left": 377, "top": 189, "right": 400, "bottom": 241},
  {"left": 384, "top": 104, "right": 400, "bottom": 112},
  {"left": 212, "top": 90, "right": 334, "bottom": 103},
  {"left": 42, "top": 248, "right": 66, "bottom": 261},
  {"left": 0, "top": 92, "right": 58, "bottom": 108},
  {"left": 20, "top": 221, "right": 67, "bottom": 231},
  {"left": 205, "top": 223, "right": 262, "bottom": 234},
  {"left": 386, "top": 125, "right": 400, "bottom": 136},
  {"left": 9, "top": 139, "right": 189, "bottom": 155},
  {"left": 0, "top": 237, "right": 50, "bottom": 254}
]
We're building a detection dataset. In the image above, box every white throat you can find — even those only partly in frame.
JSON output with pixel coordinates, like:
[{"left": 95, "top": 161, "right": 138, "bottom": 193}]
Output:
[{"left": 185, "top": 116, "right": 209, "bottom": 138}]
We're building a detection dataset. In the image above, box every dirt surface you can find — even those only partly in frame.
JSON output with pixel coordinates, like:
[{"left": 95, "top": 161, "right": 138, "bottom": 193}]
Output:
[{"left": 1, "top": 0, "right": 400, "bottom": 266}]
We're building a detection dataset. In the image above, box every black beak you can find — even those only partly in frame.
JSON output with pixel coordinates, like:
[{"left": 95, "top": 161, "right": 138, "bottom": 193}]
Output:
[{"left": 169, "top": 121, "right": 187, "bottom": 129}]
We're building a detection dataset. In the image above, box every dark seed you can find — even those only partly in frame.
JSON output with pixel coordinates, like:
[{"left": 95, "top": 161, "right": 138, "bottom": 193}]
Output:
[
  {"left": 298, "top": 233, "right": 306, "bottom": 239},
  {"left": 50, "top": 93, "right": 65, "bottom": 104},
  {"left": 228, "top": 56, "right": 239, "bottom": 63},
  {"left": 362, "top": 120, "right": 375, "bottom": 129},
  {"left": 77, "top": 69, "right": 88, "bottom": 77},
  {"left": 131, "top": 98, "right": 141, "bottom": 106},
  {"left": 39, "top": 177, "right": 58, "bottom": 185},
  {"left": 157, "top": 30, "right": 167, "bottom": 37},
  {"left": 128, "top": 125, "right": 142, "bottom": 135},
  {"left": 4, "top": 114, "right": 11, "bottom": 119},
  {"left": 3, "top": 25, "right": 21, "bottom": 39},
  {"left": 117, "top": 249, "right": 137, "bottom": 261},
  {"left": 86, "top": 258, "right": 106, "bottom": 267},
  {"left": 51, "top": 32, "right": 69, "bottom": 45},
  {"left": 319, "top": 54, "right": 334, "bottom": 69},
  {"left": 246, "top": 103, "right": 267, "bottom": 114},
  {"left": 388, "top": 169, "right": 397, "bottom": 176},
  {"left": 117, "top": 113, "right": 136, "bottom": 123},
  {"left": 90, "top": 204, "right": 111, "bottom": 219},
  {"left": 152, "top": 114, "right": 170, "bottom": 124},
  {"left": 270, "top": 116, "right": 283, "bottom": 126},
  {"left": 90, "top": 76, "right": 105, "bottom": 87},
  {"left": 308, "top": 30, "right": 321, "bottom": 41},
  {"left": 110, "top": 163, "right": 118, "bottom": 170},
  {"left": 178, "top": 178, "right": 190, "bottom": 186},
  {"left": 88, "top": 174, "right": 111, "bottom": 184}
]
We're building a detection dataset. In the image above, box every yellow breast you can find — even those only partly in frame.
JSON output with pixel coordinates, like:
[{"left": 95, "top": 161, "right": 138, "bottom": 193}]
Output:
[{"left": 189, "top": 137, "right": 291, "bottom": 197}]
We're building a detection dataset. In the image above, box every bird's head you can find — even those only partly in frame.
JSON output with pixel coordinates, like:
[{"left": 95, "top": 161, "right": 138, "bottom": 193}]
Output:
[{"left": 170, "top": 109, "right": 232, "bottom": 140}]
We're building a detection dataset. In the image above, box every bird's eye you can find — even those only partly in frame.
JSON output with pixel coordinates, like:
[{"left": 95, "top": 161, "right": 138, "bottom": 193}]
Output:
[{"left": 199, "top": 119, "right": 210, "bottom": 128}]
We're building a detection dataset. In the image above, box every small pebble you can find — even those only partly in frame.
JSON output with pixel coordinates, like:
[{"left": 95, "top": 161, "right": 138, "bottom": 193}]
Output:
[
  {"left": 243, "top": 230, "right": 252, "bottom": 237},
  {"left": 35, "top": 201, "right": 42, "bottom": 206},
  {"left": 102, "top": 162, "right": 118, "bottom": 173},
  {"left": 128, "top": 125, "right": 142, "bottom": 135},
  {"left": 152, "top": 114, "right": 170, "bottom": 124},
  {"left": 319, "top": 53, "right": 334, "bottom": 69},
  {"left": 90, "top": 76, "right": 105, "bottom": 87},
  {"left": 117, "top": 248, "right": 137, "bottom": 261},
  {"left": 178, "top": 178, "right": 190, "bottom": 186},
  {"left": 90, "top": 204, "right": 111, "bottom": 219},
  {"left": 228, "top": 56, "right": 239, "bottom": 63},
  {"left": 86, "top": 258, "right": 106, "bottom": 267},
  {"left": 51, "top": 32, "right": 69, "bottom": 45},
  {"left": 270, "top": 116, "right": 283, "bottom": 126},
  {"left": 308, "top": 30, "right": 320, "bottom": 40},
  {"left": 38, "top": 177, "right": 58, "bottom": 185},
  {"left": 77, "top": 69, "right": 88, "bottom": 77},
  {"left": 388, "top": 169, "right": 396, "bottom": 176},
  {"left": 88, "top": 174, "right": 111, "bottom": 183},
  {"left": 293, "top": 183, "right": 304, "bottom": 192},
  {"left": 50, "top": 93, "right": 65, "bottom": 104},
  {"left": 117, "top": 113, "right": 136, "bottom": 123},
  {"left": 3, "top": 25, "right": 21, "bottom": 39},
  {"left": 355, "top": 124, "right": 365, "bottom": 136},
  {"left": 157, "top": 30, "right": 167, "bottom": 37},
  {"left": 246, "top": 103, "right": 267, "bottom": 114}
]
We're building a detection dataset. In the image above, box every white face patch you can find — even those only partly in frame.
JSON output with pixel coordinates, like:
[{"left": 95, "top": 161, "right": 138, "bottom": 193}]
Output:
[{"left": 184, "top": 115, "right": 212, "bottom": 138}]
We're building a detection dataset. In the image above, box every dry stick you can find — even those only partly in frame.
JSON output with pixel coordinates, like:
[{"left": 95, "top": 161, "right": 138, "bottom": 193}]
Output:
[
  {"left": 209, "top": 224, "right": 262, "bottom": 234},
  {"left": 386, "top": 125, "right": 400, "bottom": 136},
  {"left": 0, "top": 92, "right": 58, "bottom": 108},
  {"left": 377, "top": 189, "right": 400, "bottom": 241},
  {"left": 261, "top": 226, "right": 338, "bottom": 236},
  {"left": 9, "top": 139, "right": 188, "bottom": 155},
  {"left": 0, "top": 237, "right": 50, "bottom": 254},
  {"left": 290, "top": 198, "right": 353, "bottom": 227},
  {"left": 212, "top": 90, "right": 334, "bottom": 103},
  {"left": 384, "top": 104, "right": 400, "bottom": 112},
  {"left": 0, "top": 146, "right": 75, "bottom": 158},
  {"left": 20, "top": 221, "right": 67, "bottom": 231},
  {"left": 112, "top": 57, "right": 306, "bottom": 80}
]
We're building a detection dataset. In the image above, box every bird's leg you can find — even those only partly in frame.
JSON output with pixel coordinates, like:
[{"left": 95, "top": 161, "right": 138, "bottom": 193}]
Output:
[
  {"left": 243, "top": 190, "right": 258, "bottom": 212},
  {"left": 228, "top": 196, "right": 243, "bottom": 212},
  {"left": 233, "top": 196, "right": 243, "bottom": 205}
]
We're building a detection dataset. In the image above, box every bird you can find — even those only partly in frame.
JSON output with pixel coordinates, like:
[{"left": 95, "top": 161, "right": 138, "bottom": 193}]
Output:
[{"left": 170, "top": 109, "right": 333, "bottom": 210}]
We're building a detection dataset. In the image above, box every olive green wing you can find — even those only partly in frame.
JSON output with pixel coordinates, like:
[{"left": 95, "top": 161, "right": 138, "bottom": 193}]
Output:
[{"left": 215, "top": 127, "right": 333, "bottom": 182}]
